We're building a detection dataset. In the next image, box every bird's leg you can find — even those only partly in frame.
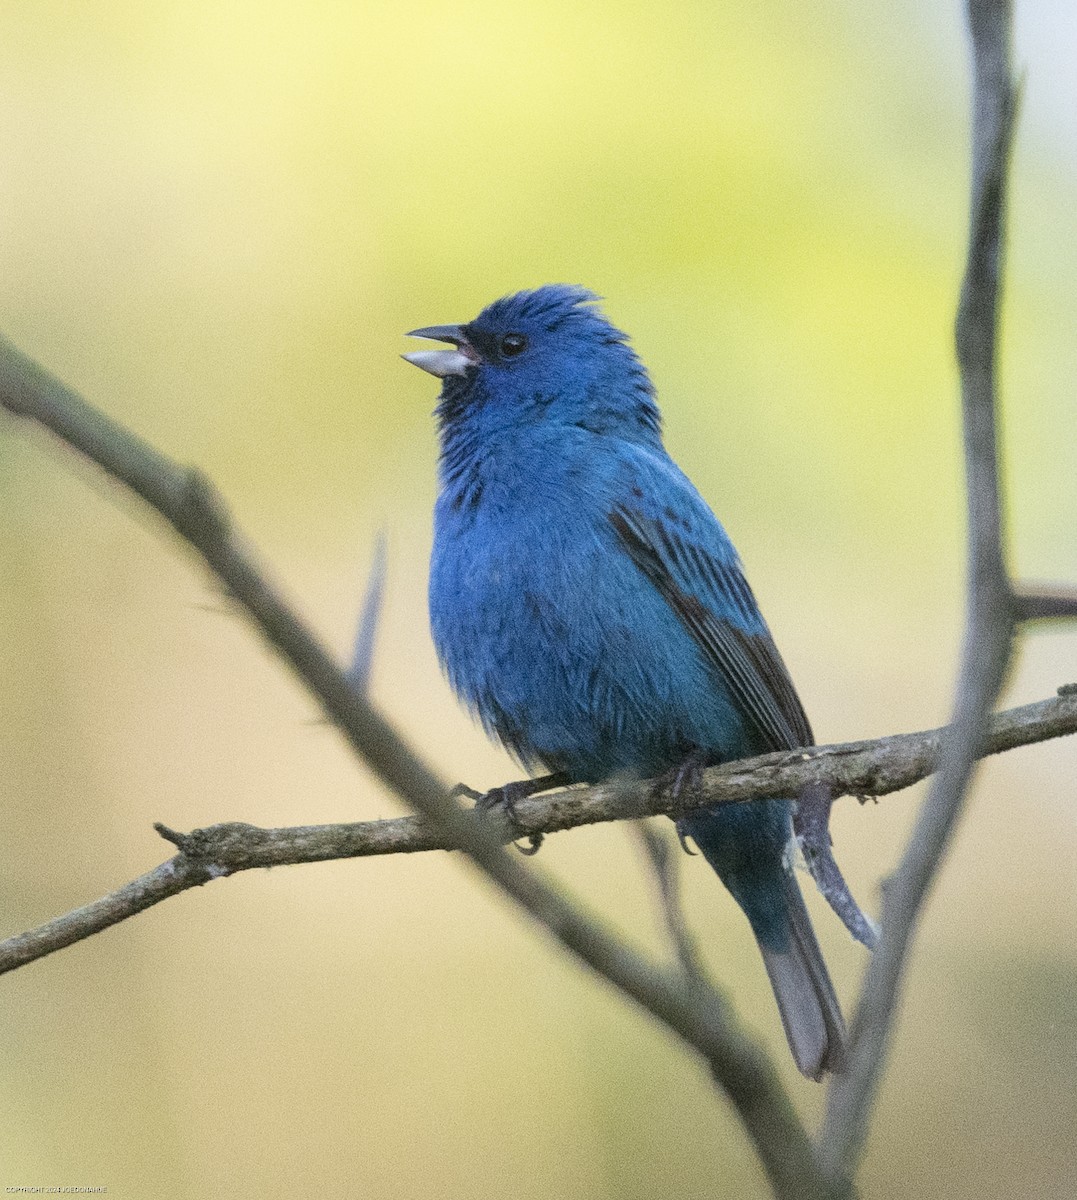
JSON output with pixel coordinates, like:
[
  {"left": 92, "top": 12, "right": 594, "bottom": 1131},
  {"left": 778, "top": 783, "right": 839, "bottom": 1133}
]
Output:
[
  {"left": 472, "top": 772, "right": 571, "bottom": 856},
  {"left": 653, "top": 749, "right": 713, "bottom": 856},
  {"left": 652, "top": 749, "right": 710, "bottom": 805}
]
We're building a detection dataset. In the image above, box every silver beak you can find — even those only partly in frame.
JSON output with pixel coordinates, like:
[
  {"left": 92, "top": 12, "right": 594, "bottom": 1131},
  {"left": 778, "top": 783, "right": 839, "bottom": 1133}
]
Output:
[{"left": 402, "top": 323, "right": 477, "bottom": 378}]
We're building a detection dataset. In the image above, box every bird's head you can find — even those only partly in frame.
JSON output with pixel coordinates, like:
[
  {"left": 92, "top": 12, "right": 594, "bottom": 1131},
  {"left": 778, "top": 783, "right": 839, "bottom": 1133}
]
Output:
[{"left": 404, "top": 285, "right": 661, "bottom": 447}]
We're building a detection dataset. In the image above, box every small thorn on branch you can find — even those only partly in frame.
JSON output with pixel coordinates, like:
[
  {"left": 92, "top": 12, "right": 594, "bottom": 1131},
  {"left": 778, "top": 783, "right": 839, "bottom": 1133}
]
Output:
[
  {"left": 176, "top": 466, "right": 232, "bottom": 544},
  {"left": 154, "top": 822, "right": 189, "bottom": 851}
]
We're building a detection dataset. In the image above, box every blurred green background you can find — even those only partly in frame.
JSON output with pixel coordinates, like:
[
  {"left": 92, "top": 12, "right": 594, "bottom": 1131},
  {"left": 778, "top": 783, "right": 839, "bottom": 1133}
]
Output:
[{"left": 2, "top": 1, "right": 1076, "bottom": 1196}]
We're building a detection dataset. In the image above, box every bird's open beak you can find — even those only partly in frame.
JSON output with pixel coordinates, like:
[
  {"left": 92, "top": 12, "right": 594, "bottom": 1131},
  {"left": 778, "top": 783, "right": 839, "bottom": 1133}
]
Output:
[{"left": 402, "top": 324, "right": 478, "bottom": 378}]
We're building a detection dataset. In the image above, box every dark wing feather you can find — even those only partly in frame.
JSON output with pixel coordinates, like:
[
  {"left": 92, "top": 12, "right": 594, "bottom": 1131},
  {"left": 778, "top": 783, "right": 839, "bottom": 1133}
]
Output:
[{"left": 610, "top": 506, "right": 812, "bottom": 752}]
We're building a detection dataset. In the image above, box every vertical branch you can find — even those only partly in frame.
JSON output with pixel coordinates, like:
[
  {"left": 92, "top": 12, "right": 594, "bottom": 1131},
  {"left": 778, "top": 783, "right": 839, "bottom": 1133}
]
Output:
[{"left": 820, "top": 0, "right": 1018, "bottom": 1185}]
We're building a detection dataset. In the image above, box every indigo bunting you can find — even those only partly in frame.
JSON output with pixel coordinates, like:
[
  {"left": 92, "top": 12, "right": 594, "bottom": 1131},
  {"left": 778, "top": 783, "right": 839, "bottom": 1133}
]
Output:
[{"left": 404, "top": 285, "right": 845, "bottom": 1079}]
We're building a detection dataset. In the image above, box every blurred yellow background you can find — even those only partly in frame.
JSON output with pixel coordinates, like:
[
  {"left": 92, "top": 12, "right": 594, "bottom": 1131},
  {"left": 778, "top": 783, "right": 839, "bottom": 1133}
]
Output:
[{"left": 2, "top": 2, "right": 1076, "bottom": 1197}]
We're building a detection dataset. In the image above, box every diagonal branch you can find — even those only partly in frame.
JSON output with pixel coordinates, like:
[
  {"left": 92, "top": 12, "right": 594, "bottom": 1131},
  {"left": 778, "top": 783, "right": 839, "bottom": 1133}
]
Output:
[
  {"left": 821, "top": 0, "right": 1019, "bottom": 1185},
  {"left": 0, "top": 334, "right": 829, "bottom": 1200}
]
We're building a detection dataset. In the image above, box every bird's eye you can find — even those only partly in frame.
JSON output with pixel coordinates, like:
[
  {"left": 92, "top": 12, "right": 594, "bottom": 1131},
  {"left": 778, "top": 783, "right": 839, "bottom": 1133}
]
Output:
[{"left": 499, "top": 333, "right": 528, "bottom": 358}]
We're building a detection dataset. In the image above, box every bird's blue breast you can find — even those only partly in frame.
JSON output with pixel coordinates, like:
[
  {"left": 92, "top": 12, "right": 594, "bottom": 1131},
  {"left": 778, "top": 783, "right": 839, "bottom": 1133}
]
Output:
[{"left": 429, "top": 431, "right": 762, "bottom": 783}]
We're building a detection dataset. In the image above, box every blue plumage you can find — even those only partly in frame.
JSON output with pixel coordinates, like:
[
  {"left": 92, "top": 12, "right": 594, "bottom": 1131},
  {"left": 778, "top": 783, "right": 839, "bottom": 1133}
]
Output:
[{"left": 405, "top": 285, "right": 845, "bottom": 1078}]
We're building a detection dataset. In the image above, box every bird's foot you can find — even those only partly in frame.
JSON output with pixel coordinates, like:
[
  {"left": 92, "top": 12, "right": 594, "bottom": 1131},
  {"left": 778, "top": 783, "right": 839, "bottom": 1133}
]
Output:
[
  {"left": 481, "top": 781, "right": 545, "bottom": 855},
  {"left": 653, "top": 751, "right": 712, "bottom": 856},
  {"left": 652, "top": 750, "right": 709, "bottom": 806},
  {"left": 459, "top": 772, "right": 570, "bottom": 856}
]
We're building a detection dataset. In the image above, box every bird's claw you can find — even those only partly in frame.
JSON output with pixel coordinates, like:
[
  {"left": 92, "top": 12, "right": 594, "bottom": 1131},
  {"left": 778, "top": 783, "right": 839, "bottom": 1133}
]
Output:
[
  {"left": 452, "top": 773, "right": 570, "bottom": 855},
  {"left": 676, "top": 826, "right": 698, "bottom": 856},
  {"left": 471, "top": 778, "right": 548, "bottom": 856}
]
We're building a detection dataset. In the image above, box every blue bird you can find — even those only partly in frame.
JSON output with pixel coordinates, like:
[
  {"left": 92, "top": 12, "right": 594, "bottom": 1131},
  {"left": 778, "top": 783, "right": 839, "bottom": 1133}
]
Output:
[{"left": 404, "top": 285, "right": 846, "bottom": 1079}]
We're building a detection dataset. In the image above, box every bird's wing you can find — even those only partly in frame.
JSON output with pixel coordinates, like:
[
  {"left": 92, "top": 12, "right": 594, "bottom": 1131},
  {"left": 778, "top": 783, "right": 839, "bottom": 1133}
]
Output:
[{"left": 609, "top": 501, "right": 812, "bottom": 752}]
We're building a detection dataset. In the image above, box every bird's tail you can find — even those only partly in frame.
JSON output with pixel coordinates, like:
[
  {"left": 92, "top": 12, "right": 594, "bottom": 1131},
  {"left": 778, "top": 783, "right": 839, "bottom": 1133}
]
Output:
[{"left": 757, "top": 871, "right": 847, "bottom": 1080}]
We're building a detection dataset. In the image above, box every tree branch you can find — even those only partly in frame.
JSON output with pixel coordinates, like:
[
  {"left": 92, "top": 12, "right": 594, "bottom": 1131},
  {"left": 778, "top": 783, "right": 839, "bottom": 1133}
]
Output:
[
  {"left": 821, "top": 0, "right": 1019, "bottom": 1185},
  {"left": 0, "top": 334, "right": 830, "bottom": 1200},
  {"left": 3, "top": 686, "right": 1073, "bottom": 977},
  {"left": 1014, "top": 581, "right": 1077, "bottom": 622},
  {"left": 637, "top": 818, "right": 712, "bottom": 983}
]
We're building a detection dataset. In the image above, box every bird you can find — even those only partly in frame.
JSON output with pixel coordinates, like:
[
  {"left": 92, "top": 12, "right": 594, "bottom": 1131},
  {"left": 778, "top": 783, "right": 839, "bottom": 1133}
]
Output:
[{"left": 403, "top": 284, "right": 846, "bottom": 1079}]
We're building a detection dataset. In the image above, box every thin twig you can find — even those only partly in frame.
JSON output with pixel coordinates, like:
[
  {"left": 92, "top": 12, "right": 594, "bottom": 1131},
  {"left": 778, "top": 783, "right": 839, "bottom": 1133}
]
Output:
[
  {"left": 1014, "top": 581, "right": 1077, "bottom": 622},
  {"left": 634, "top": 821, "right": 710, "bottom": 983},
  {"left": 0, "top": 334, "right": 827, "bottom": 1200},
  {"left": 821, "top": 0, "right": 1018, "bottom": 1186},
  {"left": 346, "top": 529, "right": 388, "bottom": 692},
  {"left": 2, "top": 688, "right": 1074, "bottom": 981}
]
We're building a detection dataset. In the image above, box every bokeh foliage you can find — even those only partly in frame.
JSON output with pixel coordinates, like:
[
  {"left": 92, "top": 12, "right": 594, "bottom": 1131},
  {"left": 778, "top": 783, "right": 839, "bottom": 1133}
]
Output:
[{"left": 1, "top": 2, "right": 1075, "bottom": 1197}]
